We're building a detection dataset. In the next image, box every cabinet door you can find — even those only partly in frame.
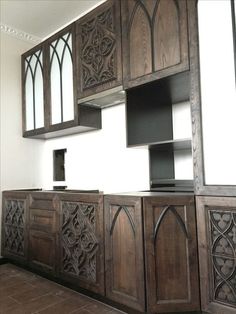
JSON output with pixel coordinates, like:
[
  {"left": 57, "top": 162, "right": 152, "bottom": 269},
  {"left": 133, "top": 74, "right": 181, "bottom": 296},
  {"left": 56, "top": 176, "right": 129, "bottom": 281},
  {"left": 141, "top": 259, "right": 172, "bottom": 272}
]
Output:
[
  {"left": 197, "top": 196, "right": 236, "bottom": 314},
  {"left": 46, "top": 24, "right": 78, "bottom": 132},
  {"left": 28, "top": 193, "right": 58, "bottom": 274},
  {"left": 122, "top": 0, "right": 189, "bottom": 89},
  {"left": 2, "top": 194, "right": 28, "bottom": 262},
  {"left": 143, "top": 195, "right": 200, "bottom": 313},
  {"left": 104, "top": 195, "right": 145, "bottom": 312},
  {"left": 22, "top": 44, "right": 46, "bottom": 137},
  {"left": 76, "top": 0, "right": 122, "bottom": 100},
  {"left": 29, "top": 230, "right": 56, "bottom": 273},
  {"left": 59, "top": 193, "right": 104, "bottom": 295}
]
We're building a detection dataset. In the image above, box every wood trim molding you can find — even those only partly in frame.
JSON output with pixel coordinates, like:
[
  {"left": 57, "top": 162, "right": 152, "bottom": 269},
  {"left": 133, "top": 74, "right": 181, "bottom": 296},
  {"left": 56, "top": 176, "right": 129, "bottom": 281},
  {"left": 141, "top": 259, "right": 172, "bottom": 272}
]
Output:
[{"left": 0, "top": 23, "right": 41, "bottom": 44}]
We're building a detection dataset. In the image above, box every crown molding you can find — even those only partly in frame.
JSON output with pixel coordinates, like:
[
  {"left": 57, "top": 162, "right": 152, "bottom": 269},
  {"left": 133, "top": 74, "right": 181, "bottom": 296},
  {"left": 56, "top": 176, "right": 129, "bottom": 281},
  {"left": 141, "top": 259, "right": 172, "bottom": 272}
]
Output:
[{"left": 0, "top": 23, "right": 41, "bottom": 44}]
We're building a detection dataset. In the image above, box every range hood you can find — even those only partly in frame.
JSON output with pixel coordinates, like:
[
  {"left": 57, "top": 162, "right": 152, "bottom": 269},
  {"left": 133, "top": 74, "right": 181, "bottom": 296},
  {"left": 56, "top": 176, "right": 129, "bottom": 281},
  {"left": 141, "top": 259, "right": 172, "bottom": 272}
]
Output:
[{"left": 78, "top": 86, "right": 126, "bottom": 109}]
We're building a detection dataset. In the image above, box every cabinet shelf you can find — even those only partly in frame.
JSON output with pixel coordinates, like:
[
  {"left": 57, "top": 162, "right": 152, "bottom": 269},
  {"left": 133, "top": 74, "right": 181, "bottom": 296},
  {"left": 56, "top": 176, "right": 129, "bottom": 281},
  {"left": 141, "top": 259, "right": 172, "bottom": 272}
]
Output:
[{"left": 149, "top": 138, "right": 192, "bottom": 151}]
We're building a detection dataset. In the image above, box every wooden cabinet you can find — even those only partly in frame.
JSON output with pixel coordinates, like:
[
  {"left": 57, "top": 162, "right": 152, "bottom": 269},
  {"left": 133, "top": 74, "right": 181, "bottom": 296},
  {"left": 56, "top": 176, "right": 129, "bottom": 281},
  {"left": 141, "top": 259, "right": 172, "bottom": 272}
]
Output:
[
  {"left": 76, "top": 0, "right": 123, "bottom": 103},
  {"left": 28, "top": 193, "right": 58, "bottom": 274},
  {"left": 104, "top": 195, "right": 145, "bottom": 311},
  {"left": 196, "top": 196, "right": 236, "bottom": 314},
  {"left": 58, "top": 192, "right": 105, "bottom": 295},
  {"left": 22, "top": 24, "right": 101, "bottom": 139},
  {"left": 1, "top": 192, "right": 28, "bottom": 263},
  {"left": 143, "top": 195, "right": 200, "bottom": 313},
  {"left": 121, "top": 0, "right": 189, "bottom": 89}
]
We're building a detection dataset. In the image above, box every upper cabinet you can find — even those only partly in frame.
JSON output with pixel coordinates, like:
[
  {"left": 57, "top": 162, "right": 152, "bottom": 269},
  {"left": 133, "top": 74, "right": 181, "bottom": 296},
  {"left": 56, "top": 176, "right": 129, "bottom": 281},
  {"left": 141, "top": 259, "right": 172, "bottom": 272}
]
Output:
[
  {"left": 22, "top": 24, "right": 101, "bottom": 139},
  {"left": 22, "top": 44, "right": 46, "bottom": 135},
  {"left": 76, "top": 0, "right": 123, "bottom": 107},
  {"left": 121, "top": 0, "right": 189, "bottom": 89}
]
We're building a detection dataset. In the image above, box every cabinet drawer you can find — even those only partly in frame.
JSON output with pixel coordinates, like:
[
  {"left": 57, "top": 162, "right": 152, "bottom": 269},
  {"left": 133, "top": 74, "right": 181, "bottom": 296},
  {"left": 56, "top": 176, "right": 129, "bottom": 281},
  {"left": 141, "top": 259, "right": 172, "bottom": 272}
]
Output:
[
  {"left": 29, "top": 193, "right": 56, "bottom": 211},
  {"left": 29, "top": 209, "right": 56, "bottom": 233}
]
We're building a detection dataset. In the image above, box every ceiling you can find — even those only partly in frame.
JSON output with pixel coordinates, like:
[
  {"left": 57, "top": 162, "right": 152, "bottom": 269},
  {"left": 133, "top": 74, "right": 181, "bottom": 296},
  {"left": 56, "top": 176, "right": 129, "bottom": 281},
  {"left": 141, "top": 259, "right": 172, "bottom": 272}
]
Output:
[{"left": 0, "top": 0, "right": 105, "bottom": 40}]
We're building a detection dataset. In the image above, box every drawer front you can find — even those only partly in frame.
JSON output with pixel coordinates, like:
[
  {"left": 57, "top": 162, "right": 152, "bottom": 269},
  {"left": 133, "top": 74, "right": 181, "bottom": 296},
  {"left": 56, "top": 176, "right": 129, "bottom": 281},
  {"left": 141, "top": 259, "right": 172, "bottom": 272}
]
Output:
[
  {"left": 29, "top": 209, "right": 56, "bottom": 233},
  {"left": 29, "top": 193, "right": 56, "bottom": 211}
]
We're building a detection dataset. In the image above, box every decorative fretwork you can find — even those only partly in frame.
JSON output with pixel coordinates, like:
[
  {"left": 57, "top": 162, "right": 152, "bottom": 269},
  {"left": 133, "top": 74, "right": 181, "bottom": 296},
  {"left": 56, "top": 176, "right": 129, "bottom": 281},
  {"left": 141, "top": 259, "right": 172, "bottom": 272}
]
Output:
[
  {"left": 209, "top": 209, "right": 236, "bottom": 307},
  {"left": 3, "top": 200, "right": 26, "bottom": 256},
  {"left": 81, "top": 7, "right": 116, "bottom": 90},
  {"left": 61, "top": 201, "right": 98, "bottom": 282}
]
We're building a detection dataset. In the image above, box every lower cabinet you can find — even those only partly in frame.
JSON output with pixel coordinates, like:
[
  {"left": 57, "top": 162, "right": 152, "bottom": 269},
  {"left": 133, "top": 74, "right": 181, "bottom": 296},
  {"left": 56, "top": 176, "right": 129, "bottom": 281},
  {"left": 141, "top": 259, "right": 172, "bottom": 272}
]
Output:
[
  {"left": 58, "top": 193, "right": 105, "bottom": 295},
  {"left": 104, "top": 193, "right": 200, "bottom": 313},
  {"left": 143, "top": 195, "right": 200, "bottom": 313},
  {"left": 104, "top": 195, "right": 145, "bottom": 312},
  {"left": 2, "top": 190, "right": 200, "bottom": 313},
  {"left": 1, "top": 191, "right": 28, "bottom": 263},
  {"left": 196, "top": 196, "right": 236, "bottom": 314}
]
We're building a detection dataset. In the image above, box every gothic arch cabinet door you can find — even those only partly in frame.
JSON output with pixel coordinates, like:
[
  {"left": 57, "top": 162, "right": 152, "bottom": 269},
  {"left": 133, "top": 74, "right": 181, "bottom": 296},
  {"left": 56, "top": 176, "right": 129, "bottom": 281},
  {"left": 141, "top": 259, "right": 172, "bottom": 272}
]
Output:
[
  {"left": 1, "top": 192, "right": 29, "bottom": 263},
  {"left": 143, "top": 195, "right": 200, "bottom": 313},
  {"left": 76, "top": 0, "right": 122, "bottom": 101},
  {"left": 104, "top": 195, "right": 145, "bottom": 312},
  {"left": 22, "top": 44, "right": 46, "bottom": 137},
  {"left": 121, "top": 0, "right": 189, "bottom": 89},
  {"left": 45, "top": 24, "right": 79, "bottom": 133},
  {"left": 58, "top": 193, "right": 105, "bottom": 295},
  {"left": 196, "top": 196, "right": 236, "bottom": 314}
]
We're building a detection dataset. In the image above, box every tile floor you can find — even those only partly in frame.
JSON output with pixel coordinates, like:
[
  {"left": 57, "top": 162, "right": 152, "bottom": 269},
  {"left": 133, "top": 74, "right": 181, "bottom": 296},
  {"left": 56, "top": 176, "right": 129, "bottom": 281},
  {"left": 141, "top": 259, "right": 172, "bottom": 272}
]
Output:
[{"left": 0, "top": 264, "right": 127, "bottom": 314}]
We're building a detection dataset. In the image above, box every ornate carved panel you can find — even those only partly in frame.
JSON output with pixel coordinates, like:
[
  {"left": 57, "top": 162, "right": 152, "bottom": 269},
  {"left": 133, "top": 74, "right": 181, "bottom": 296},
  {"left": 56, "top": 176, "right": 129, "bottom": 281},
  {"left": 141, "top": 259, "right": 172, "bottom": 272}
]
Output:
[
  {"left": 3, "top": 199, "right": 26, "bottom": 256},
  {"left": 209, "top": 209, "right": 236, "bottom": 307},
  {"left": 80, "top": 7, "right": 117, "bottom": 90},
  {"left": 61, "top": 201, "right": 98, "bottom": 282}
]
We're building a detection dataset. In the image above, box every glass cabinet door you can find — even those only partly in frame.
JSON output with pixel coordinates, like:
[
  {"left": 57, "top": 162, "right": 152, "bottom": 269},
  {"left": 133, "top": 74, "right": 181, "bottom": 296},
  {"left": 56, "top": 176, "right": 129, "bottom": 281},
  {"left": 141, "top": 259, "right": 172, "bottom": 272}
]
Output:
[
  {"left": 24, "top": 48, "right": 44, "bottom": 131},
  {"left": 49, "top": 30, "right": 74, "bottom": 126}
]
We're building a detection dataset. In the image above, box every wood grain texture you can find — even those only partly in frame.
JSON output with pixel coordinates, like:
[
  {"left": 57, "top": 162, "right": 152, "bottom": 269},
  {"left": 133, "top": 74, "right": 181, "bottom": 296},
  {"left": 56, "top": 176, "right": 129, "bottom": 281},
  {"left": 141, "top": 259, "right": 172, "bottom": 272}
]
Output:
[
  {"left": 76, "top": 0, "right": 122, "bottom": 99},
  {"left": 58, "top": 193, "right": 105, "bottom": 295},
  {"left": 1, "top": 191, "right": 29, "bottom": 263},
  {"left": 122, "top": 0, "right": 189, "bottom": 89},
  {"left": 104, "top": 195, "right": 145, "bottom": 312},
  {"left": 196, "top": 196, "right": 236, "bottom": 314},
  {"left": 143, "top": 195, "right": 200, "bottom": 313}
]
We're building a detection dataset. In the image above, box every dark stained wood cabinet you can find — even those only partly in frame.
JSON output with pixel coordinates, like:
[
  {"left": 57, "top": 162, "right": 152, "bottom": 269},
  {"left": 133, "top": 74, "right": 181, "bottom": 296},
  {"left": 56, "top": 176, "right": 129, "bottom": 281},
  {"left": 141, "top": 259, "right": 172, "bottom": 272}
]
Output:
[
  {"left": 58, "top": 193, "right": 105, "bottom": 295},
  {"left": 76, "top": 0, "right": 122, "bottom": 101},
  {"left": 28, "top": 193, "right": 58, "bottom": 274},
  {"left": 143, "top": 195, "right": 200, "bottom": 313},
  {"left": 104, "top": 195, "right": 145, "bottom": 312},
  {"left": 121, "top": 0, "right": 189, "bottom": 89},
  {"left": 196, "top": 196, "right": 236, "bottom": 314},
  {"left": 22, "top": 24, "right": 101, "bottom": 139},
  {"left": 1, "top": 191, "right": 28, "bottom": 263}
]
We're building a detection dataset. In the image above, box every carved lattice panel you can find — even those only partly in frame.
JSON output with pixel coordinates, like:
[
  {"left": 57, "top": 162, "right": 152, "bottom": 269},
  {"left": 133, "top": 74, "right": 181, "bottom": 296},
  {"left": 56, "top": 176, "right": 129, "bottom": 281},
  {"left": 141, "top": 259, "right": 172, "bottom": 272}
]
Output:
[
  {"left": 209, "top": 209, "right": 236, "bottom": 307},
  {"left": 3, "top": 200, "right": 26, "bottom": 256},
  {"left": 61, "top": 201, "right": 98, "bottom": 282},
  {"left": 80, "top": 6, "right": 117, "bottom": 90}
]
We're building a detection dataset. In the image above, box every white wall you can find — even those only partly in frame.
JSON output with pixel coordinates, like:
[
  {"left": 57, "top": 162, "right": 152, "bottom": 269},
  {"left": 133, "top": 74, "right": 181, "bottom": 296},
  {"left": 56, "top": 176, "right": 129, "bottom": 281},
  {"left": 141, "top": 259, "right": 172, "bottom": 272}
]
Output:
[
  {"left": 0, "top": 33, "right": 45, "bottom": 255},
  {"left": 42, "top": 104, "right": 150, "bottom": 193},
  {"left": 198, "top": 0, "right": 236, "bottom": 185}
]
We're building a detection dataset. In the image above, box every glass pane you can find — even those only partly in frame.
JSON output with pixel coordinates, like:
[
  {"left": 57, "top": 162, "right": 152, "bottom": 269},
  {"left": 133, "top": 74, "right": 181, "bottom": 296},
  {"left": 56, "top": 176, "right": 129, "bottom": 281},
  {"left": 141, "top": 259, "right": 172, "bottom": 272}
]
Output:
[
  {"left": 50, "top": 47, "right": 61, "bottom": 125},
  {"left": 34, "top": 53, "right": 44, "bottom": 128},
  {"left": 24, "top": 50, "right": 44, "bottom": 131},
  {"left": 25, "top": 66, "right": 34, "bottom": 131},
  {"left": 198, "top": 0, "right": 236, "bottom": 185},
  {"left": 62, "top": 41, "right": 74, "bottom": 122}
]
